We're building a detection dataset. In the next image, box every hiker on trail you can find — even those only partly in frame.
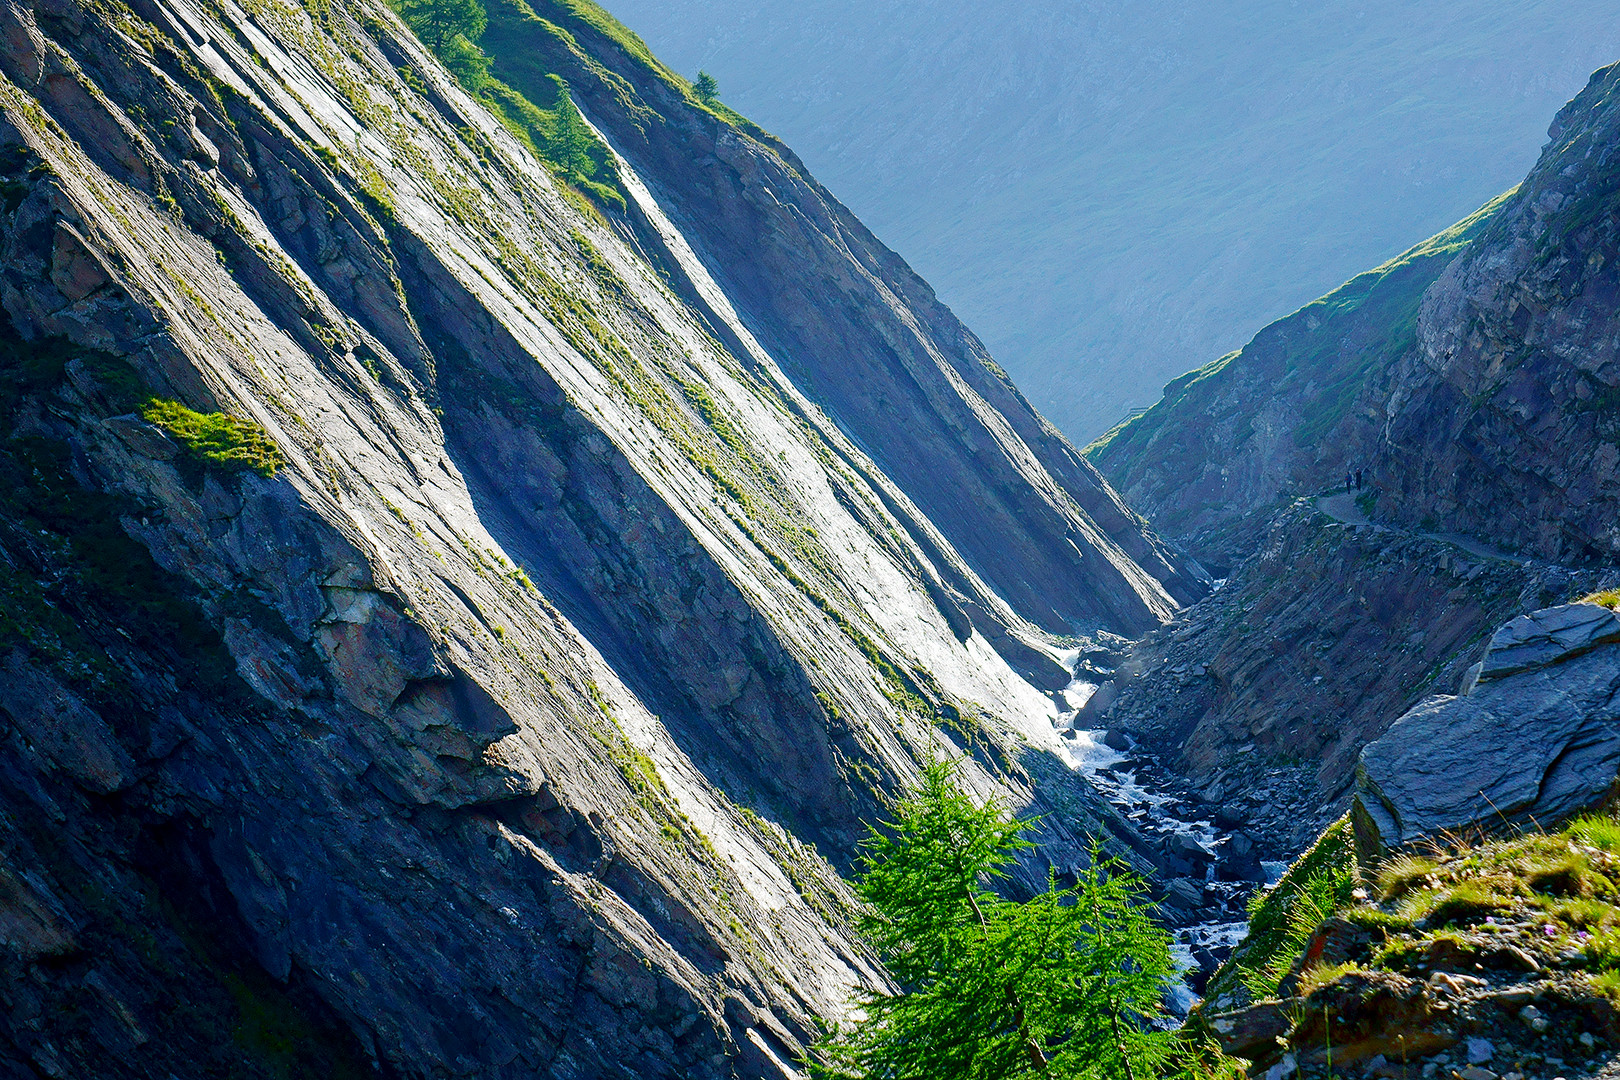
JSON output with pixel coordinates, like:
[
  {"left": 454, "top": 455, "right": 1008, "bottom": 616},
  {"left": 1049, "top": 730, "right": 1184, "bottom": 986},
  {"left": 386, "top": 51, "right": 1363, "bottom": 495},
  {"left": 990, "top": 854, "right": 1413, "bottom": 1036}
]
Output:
[
  {"left": 1346, "top": 471, "right": 1353, "bottom": 493},
  {"left": 1355, "top": 468, "right": 1364, "bottom": 490}
]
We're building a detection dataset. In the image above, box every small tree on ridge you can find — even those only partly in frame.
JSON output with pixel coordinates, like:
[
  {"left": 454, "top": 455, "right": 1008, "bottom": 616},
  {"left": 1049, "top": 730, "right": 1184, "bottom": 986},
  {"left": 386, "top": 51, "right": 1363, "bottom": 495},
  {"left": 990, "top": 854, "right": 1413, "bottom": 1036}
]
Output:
[{"left": 694, "top": 70, "right": 719, "bottom": 104}]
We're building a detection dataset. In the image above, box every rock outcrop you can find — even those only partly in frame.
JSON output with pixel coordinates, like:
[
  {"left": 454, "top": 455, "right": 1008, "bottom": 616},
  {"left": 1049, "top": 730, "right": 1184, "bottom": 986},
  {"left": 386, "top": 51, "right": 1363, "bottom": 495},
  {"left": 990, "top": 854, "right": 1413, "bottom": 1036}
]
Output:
[
  {"left": 0, "top": 0, "right": 1197, "bottom": 1074},
  {"left": 1374, "top": 64, "right": 1620, "bottom": 564},
  {"left": 1356, "top": 603, "right": 1620, "bottom": 850},
  {"left": 1476, "top": 602, "right": 1620, "bottom": 684}
]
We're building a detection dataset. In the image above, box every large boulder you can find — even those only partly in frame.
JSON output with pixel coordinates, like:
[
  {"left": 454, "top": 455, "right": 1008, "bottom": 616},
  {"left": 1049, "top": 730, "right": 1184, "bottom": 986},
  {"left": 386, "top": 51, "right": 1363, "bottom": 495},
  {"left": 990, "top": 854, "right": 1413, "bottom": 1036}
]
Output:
[
  {"left": 1355, "top": 605, "right": 1620, "bottom": 850},
  {"left": 1475, "top": 602, "right": 1620, "bottom": 683}
]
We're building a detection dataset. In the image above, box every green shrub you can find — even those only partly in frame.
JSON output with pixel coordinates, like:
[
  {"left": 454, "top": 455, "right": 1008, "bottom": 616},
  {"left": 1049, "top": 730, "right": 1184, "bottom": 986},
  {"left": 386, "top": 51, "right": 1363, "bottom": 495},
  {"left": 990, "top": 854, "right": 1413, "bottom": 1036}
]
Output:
[
  {"left": 1586, "top": 926, "right": 1620, "bottom": 971},
  {"left": 142, "top": 399, "right": 285, "bottom": 477}
]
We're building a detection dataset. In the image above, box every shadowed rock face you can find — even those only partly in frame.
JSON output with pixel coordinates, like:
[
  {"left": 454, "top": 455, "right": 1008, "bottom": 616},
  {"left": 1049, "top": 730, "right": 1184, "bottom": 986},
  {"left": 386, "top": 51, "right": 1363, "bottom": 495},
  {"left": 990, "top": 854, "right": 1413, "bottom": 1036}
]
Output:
[
  {"left": 1086, "top": 197, "right": 1506, "bottom": 571},
  {"left": 1096, "top": 63, "right": 1620, "bottom": 573},
  {"left": 0, "top": 0, "right": 1194, "bottom": 1074},
  {"left": 1374, "top": 64, "right": 1620, "bottom": 564},
  {"left": 1083, "top": 500, "right": 1580, "bottom": 855},
  {"left": 1078, "top": 63, "right": 1620, "bottom": 863}
]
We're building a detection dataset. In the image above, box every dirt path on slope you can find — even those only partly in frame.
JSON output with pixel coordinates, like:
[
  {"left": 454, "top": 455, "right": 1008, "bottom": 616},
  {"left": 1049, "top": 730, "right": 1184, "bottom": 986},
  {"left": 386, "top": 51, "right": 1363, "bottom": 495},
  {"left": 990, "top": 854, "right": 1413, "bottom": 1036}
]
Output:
[{"left": 1314, "top": 491, "right": 1532, "bottom": 565}]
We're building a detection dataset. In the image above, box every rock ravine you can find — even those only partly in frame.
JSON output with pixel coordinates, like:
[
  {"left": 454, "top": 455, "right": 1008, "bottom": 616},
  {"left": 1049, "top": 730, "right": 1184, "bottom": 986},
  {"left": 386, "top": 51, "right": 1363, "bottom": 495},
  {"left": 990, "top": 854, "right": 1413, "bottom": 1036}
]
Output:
[{"left": 3, "top": 0, "right": 1620, "bottom": 1070}]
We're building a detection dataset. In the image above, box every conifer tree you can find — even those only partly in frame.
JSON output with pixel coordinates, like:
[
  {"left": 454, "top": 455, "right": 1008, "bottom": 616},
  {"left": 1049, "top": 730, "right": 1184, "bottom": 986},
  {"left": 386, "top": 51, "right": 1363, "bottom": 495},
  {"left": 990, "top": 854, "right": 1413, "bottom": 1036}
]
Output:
[
  {"left": 553, "top": 88, "right": 593, "bottom": 180},
  {"left": 398, "top": 0, "right": 486, "bottom": 53},
  {"left": 694, "top": 70, "right": 719, "bottom": 104},
  {"left": 812, "top": 759, "right": 1183, "bottom": 1080}
]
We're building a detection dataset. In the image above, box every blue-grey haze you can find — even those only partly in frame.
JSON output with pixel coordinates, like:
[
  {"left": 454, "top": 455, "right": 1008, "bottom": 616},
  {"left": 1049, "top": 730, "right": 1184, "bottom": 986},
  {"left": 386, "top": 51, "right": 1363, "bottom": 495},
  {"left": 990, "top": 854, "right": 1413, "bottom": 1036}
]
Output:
[{"left": 601, "top": 0, "right": 1619, "bottom": 440}]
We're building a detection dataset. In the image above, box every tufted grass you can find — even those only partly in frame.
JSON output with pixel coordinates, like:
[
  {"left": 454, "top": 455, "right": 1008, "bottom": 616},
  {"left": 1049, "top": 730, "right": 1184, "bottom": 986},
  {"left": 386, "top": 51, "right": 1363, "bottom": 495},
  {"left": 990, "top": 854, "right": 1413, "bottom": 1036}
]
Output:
[
  {"left": 1570, "top": 813, "right": 1620, "bottom": 851},
  {"left": 142, "top": 399, "right": 285, "bottom": 478}
]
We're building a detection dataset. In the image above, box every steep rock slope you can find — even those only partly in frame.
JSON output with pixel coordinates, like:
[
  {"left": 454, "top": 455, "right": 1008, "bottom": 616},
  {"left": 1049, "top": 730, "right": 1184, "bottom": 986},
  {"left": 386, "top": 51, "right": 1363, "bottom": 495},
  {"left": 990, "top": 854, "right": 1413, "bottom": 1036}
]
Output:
[
  {"left": 0, "top": 0, "right": 1193, "bottom": 1075},
  {"left": 1086, "top": 196, "right": 1506, "bottom": 570},
  {"left": 1375, "top": 63, "right": 1620, "bottom": 563},
  {"left": 478, "top": 0, "right": 1208, "bottom": 632}
]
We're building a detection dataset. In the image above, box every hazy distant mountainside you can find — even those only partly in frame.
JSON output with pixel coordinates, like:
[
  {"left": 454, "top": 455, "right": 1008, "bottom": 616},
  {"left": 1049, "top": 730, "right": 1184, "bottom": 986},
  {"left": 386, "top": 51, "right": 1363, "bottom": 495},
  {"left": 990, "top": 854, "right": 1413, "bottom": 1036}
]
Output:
[
  {"left": 599, "top": 0, "right": 1618, "bottom": 441},
  {"left": 1093, "top": 61, "right": 1620, "bottom": 571},
  {"left": 0, "top": 0, "right": 1203, "bottom": 1073}
]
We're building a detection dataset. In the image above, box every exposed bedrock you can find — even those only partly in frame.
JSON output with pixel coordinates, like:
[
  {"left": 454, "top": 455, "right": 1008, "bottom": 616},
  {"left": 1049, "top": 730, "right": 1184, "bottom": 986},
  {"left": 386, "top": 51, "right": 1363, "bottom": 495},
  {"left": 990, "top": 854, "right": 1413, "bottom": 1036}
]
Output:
[
  {"left": 1084, "top": 500, "right": 1613, "bottom": 855},
  {"left": 1357, "top": 603, "right": 1620, "bottom": 852},
  {"left": 0, "top": 0, "right": 1200, "bottom": 1071}
]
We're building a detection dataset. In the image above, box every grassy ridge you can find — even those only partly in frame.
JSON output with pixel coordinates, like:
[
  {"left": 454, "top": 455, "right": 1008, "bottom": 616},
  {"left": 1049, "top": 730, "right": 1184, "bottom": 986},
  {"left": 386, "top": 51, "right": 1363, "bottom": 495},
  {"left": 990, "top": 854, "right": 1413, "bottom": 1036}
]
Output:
[{"left": 1086, "top": 189, "right": 1514, "bottom": 471}]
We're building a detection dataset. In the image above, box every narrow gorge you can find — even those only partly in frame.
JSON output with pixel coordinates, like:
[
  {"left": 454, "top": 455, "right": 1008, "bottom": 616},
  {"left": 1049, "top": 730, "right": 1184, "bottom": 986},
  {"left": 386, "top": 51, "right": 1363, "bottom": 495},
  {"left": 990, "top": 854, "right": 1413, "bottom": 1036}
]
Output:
[{"left": 0, "top": 0, "right": 1617, "bottom": 1074}]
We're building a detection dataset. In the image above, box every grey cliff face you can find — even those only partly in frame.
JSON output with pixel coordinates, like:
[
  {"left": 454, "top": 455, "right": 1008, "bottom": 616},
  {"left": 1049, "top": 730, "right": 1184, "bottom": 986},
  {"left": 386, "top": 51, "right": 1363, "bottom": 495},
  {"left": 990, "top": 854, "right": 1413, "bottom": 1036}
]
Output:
[
  {"left": 0, "top": 0, "right": 1193, "bottom": 1074},
  {"left": 1376, "top": 63, "right": 1620, "bottom": 563}
]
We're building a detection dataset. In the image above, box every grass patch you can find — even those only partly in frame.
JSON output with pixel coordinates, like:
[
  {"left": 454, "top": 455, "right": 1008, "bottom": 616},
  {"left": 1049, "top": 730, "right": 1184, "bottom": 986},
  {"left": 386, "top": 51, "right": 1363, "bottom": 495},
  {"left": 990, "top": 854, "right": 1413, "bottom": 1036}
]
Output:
[
  {"left": 1220, "top": 816, "right": 1359, "bottom": 1001},
  {"left": 1296, "top": 960, "right": 1363, "bottom": 998},
  {"left": 1424, "top": 881, "right": 1512, "bottom": 926},
  {"left": 1375, "top": 852, "right": 1440, "bottom": 902},
  {"left": 1210, "top": 807, "right": 1620, "bottom": 1021},
  {"left": 141, "top": 399, "right": 285, "bottom": 477}
]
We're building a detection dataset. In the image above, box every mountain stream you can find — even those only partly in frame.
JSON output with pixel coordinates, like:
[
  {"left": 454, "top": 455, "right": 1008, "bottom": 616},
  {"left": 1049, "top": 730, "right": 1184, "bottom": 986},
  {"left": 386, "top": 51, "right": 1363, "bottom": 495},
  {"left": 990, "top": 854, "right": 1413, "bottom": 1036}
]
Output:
[{"left": 1050, "top": 661, "right": 1273, "bottom": 1014}]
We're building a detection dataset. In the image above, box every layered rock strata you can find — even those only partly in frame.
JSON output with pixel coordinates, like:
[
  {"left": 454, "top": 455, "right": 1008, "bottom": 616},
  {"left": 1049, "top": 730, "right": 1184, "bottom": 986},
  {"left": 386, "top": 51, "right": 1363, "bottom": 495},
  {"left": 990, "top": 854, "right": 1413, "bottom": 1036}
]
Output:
[
  {"left": 0, "top": 0, "right": 1197, "bottom": 1074},
  {"left": 1357, "top": 603, "right": 1620, "bottom": 850},
  {"left": 1085, "top": 500, "right": 1610, "bottom": 854}
]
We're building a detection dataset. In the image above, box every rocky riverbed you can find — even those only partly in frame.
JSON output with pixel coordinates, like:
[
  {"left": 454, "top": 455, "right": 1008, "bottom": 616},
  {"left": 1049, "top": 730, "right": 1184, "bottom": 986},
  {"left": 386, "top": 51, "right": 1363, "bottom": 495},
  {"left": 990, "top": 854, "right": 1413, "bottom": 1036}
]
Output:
[{"left": 1049, "top": 636, "right": 1275, "bottom": 1006}]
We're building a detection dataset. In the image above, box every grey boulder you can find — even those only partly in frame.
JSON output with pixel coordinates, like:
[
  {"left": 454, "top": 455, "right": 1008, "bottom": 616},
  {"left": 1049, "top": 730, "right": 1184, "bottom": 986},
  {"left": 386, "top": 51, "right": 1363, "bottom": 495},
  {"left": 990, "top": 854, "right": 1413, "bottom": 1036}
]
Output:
[
  {"left": 1476, "top": 602, "right": 1620, "bottom": 683},
  {"left": 1356, "top": 610, "right": 1620, "bottom": 850}
]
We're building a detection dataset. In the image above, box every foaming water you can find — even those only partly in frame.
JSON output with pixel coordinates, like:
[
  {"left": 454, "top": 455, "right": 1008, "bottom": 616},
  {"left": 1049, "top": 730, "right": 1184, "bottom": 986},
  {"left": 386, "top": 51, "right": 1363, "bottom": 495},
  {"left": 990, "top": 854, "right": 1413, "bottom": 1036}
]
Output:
[{"left": 1050, "top": 672, "right": 1256, "bottom": 1011}]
